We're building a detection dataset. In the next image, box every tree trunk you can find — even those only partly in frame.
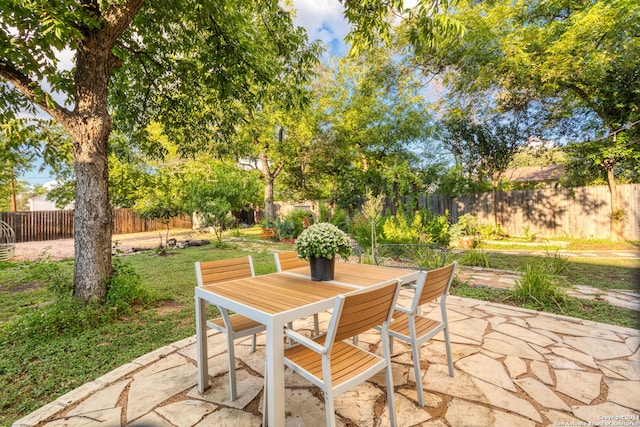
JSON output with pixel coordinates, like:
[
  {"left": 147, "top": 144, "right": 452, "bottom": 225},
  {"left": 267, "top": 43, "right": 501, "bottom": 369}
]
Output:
[
  {"left": 9, "top": 166, "right": 17, "bottom": 212},
  {"left": 68, "top": 40, "right": 114, "bottom": 304},
  {"left": 605, "top": 157, "right": 623, "bottom": 241},
  {"left": 259, "top": 151, "right": 276, "bottom": 219}
]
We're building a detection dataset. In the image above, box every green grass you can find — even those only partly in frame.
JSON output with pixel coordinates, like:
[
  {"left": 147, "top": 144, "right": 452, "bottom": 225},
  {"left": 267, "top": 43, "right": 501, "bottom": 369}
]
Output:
[{"left": 0, "top": 231, "right": 638, "bottom": 426}]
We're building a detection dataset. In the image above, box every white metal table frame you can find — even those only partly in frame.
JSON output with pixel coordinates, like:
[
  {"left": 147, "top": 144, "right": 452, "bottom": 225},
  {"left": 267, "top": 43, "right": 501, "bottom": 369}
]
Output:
[{"left": 195, "top": 263, "right": 421, "bottom": 427}]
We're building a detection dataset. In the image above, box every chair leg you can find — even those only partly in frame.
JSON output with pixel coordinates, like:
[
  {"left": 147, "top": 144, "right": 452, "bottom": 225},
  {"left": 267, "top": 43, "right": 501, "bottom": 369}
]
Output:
[
  {"left": 382, "top": 334, "right": 397, "bottom": 427},
  {"left": 412, "top": 342, "right": 424, "bottom": 406},
  {"left": 443, "top": 326, "right": 455, "bottom": 377},
  {"left": 324, "top": 389, "right": 337, "bottom": 427},
  {"left": 313, "top": 313, "right": 320, "bottom": 337},
  {"left": 227, "top": 333, "right": 238, "bottom": 401}
]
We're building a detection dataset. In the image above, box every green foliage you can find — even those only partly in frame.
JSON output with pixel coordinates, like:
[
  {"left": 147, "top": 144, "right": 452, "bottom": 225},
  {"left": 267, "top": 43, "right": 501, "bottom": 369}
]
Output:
[
  {"left": 449, "top": 213, "right": 479, "bottom": 240},
  {"left": 512, "top": 258, "right": 567, "bottom": 311},
  {"left": 294, "top": 222, "right": 352, "bottom": 260},
  {"left": 2, "top": 256, "right": 161, "bottom": 343},
  {"left": 382, "top": 213, "right": 421, "bottom": 243},
  {"left": 350, "top": 213, "right": 379, "bottom": 250},
  {"left": 458, "top": 249, "right": 490, "bottom": 268},
  {"left": 329, "top": 207, "right": 350, "bottom": 232}
]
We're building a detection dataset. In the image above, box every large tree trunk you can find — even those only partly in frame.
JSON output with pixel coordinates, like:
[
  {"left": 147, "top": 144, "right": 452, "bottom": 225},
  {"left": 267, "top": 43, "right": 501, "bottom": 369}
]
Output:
[{"left": 68, "top": 39, "right": 115, "bottom": 304}]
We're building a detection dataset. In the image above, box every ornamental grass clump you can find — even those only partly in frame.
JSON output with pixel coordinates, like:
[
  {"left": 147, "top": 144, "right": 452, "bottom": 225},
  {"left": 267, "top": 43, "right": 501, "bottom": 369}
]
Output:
[{"left": 295, "top": 222, "right": 352, "bottom": 260}]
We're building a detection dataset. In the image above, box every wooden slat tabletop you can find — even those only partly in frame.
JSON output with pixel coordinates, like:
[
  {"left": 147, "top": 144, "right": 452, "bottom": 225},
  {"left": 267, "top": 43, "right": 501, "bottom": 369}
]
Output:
[{"left": 201, "top": 273, "right": 353, "bottom": 315}]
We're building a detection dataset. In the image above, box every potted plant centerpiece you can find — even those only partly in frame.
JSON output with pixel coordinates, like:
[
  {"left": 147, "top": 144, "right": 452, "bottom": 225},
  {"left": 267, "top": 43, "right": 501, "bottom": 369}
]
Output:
[{"left": 294, "top": 222, "right": 352, "bottom": 281}]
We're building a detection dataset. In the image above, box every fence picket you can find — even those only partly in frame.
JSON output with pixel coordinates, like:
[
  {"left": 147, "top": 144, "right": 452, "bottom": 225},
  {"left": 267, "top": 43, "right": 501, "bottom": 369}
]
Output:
[{"left": 0, "top": 209, "right": 193, "bottom": 243}]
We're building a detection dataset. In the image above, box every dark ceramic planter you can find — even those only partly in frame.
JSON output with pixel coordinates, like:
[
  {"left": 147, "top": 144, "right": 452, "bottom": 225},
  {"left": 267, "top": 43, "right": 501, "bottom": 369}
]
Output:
[{"left": 309, "top": 256, "right": 335, "bottom": 281}]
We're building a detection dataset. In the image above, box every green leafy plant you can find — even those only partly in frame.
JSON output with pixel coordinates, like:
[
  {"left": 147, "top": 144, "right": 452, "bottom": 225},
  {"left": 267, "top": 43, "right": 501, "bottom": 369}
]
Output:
[
  {"left": 458, "top": 249, "right": 490, "bottom": 268},
  {"left": 294, "top": 222, "right": 352, "bottom": 260},
  {"left": 512, "top": 258, "right": 567, "bottom": 310},
  {"left": 449, "top": 213, "right": 479, "bottom": 240}
]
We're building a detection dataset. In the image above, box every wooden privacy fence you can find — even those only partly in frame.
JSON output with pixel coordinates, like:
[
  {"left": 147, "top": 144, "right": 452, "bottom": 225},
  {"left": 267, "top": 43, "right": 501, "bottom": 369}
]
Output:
[
  {"left": 0, "top": 209, "right": 193, "bottom": 243},
  {"left": 423, "top": 184, "right": 640, "bottom": 241}
]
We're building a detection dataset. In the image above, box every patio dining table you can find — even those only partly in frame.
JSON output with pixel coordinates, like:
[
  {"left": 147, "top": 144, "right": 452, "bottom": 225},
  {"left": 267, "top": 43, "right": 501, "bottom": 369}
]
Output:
[{"left": 195, "top": 262, "right": 421, "bottom": 426}]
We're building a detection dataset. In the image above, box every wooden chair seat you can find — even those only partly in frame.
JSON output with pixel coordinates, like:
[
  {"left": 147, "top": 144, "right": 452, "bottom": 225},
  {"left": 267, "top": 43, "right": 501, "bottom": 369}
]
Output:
[{"left": 208, "top": 314, "right": 264, "bottom": 332}]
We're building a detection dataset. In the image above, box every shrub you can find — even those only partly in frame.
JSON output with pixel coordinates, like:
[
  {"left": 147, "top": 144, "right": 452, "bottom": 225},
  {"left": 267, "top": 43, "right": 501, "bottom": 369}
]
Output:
[
  {"left": 512, "top": 258, "right": 567, "bottom": 310},
  {"left": 458, "top": 249, "right": 490, "bottom": 268}
]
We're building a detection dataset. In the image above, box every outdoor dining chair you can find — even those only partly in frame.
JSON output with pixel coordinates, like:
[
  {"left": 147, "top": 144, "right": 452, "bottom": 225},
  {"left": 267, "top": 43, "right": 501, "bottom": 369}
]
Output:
[
  {"left": 382, "top": 262, "right": 457, "bottom": 406},
  {"left": 195, "top": 256, "right": 266, "bottom": 401},
  {"left": 265, "top": 278, "right": 401, "bottom": 427},
  {"left": 274, "top": 251, "right": 320, "bottom": 337}
]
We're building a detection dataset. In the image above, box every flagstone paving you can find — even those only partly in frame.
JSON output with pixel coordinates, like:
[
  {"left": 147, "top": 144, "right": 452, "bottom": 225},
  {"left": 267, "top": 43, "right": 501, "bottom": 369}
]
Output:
[{"left": 14, "top": 290, "right": 640, "bottom": 427}]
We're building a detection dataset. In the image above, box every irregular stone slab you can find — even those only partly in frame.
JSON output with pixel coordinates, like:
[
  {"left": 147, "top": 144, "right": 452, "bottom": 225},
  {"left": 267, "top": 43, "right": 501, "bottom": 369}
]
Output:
[
  {"left": 550, "top": 346, "right": 597, "bottom": 368},
  {"left": 526, "top": 316, "right": 621, "bottom": 341},
  {"left": 573, "top": 401, "right": 639, "bottom": 424},
  {"left": 470, "top": 376, "right": 542, "bottom": 423},
  {"left": 397, "top": 388, "right": 442, "bottom": 408},
  {"left": 274, "top": 388, "right": 327, "bottom": 426},
  {"left": 456, "top": 353, "right": 516, "bottom": 391},
  {"left": 369, "top": 362, "right": 409, "bottom": 387},
  {"left": 155, "top": 400, "right": 217, "bottom": 427},
  {"left": 563, "top": 336, "right": 633, "bottom": 360},
  {"left": 493, "top": 323, "right": 556, "bottom": 347},
  {"left": 127, "top": 361, "right": 197, "bottom": 421},
  {"left": 134, "top": 353, "right": 187, "bottom": 376},
  {"left": 128, "top": 411, "right": 173, "bottom": 426},
  {"left": 67, "top": 379, "right": 130, "bottom": 416},
  {"left": 545, "top": 355, "right": 584, "bottom": 371},
  {"left": 195, "top": 407, "right": 262, "bottom": 427},
  {"left": 626, "top": 336, "right": 640, "bottom": 354},
  {"left": 45, "top": 408, "right": 122, "bottom": 427},
  {"left": 597, "top": 359, "right": 640, "bottom": 381},
  {"left": 555, "top": 370, "right": 602, "bottom": 404},
  {"left": 504, "top": 356, "right": 527, "bottom": 379},
  {"left": 488, "top": 316, "right": 508, "bottom": 327},
  {"left": 179, "top": 331, "right": 234, "bottom": 361},
  {"left": 234, "top": 346, "right": 266, "bottom": 376},
  {"left": 334, "top": 382, "right": 382, "bottom": 427},
  {"left": 530, "top": 360, "right": 554, "bottom": 385},
  {"left": 448, "top": 317, "right": 489, "bottom": 343},
  {"left": 515, "top": 377, "right": 571, "bottom": 411},
  {"left": 605, "top": 379, "right": 640, "bottom": 411},
  {"left": 187, "top": 370, "right": 263, "bottom": 410},
  {"left": 379, "top": 392, "right": 431, "bottom": 426},
  {"left": 542, "top": 409, "right": 584, "bottom": 426},
  {"left": 533, "top": 328, "right": 563, "bottom": 343},
  {"left": 483, "top": 332, "right": 544, "bottom": 361},
  {"left": 480, "top": 304, "right": 532, "bottom": 317},
  {"left": 420, "top": 341, "right": 481, "bottom": 366},
  {"left": 422, "top": 365, "right": 541, "bottom": 423},
  {"left": 448, "top": 305, "right": 491, "bottom": 320},
  {"left": 445, "top": 398, "right": 537, "bottom": 427}
]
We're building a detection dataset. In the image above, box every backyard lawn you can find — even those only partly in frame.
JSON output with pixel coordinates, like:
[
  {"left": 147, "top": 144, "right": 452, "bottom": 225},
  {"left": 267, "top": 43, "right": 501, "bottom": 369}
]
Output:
[{"left": 0, "top": 229, "right": 638, "bottom": 425}]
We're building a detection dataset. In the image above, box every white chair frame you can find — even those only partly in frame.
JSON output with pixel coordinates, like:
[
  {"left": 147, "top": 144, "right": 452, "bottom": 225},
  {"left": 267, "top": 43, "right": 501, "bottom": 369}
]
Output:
[
  {"left": 195, "top": 256, "right": 266, "bottom": 401},
  {"left": 266, "top": 279, "right": 401, "bottom": 427},
  {"left": 386, "top": 262, "right": 457, "bottom": 406}
]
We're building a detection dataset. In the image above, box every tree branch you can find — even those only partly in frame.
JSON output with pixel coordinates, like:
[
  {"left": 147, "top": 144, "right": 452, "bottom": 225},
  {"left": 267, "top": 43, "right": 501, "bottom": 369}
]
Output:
[{"left": 0, "top": 62, "right": 73, "bottom": 125}]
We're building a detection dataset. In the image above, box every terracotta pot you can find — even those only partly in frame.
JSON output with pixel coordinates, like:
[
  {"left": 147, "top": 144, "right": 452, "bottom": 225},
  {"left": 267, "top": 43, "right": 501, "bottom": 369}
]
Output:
[
  {"left": 309, "top": 256, "right": 335, "bottom": 281},
  {"left": 458, "top": 236, "right": 475, "bottom": 250}
]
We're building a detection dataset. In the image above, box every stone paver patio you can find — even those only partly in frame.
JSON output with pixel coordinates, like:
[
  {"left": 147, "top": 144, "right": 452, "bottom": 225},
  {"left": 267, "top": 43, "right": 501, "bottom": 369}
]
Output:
[{"left": 14, "top": 289, "right": 640, "bottom": 427}]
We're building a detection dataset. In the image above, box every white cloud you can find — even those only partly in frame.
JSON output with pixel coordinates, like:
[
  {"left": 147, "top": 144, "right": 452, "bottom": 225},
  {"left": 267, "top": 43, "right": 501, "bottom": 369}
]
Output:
[{"left": 292, "top": 0, "right": 350, "bottom": 55}]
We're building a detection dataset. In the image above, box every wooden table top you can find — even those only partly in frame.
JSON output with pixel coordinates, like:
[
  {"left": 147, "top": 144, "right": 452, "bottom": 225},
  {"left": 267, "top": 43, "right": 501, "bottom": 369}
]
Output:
[{"left": 200, "top": 273, "right": 353, "bottom": 315}]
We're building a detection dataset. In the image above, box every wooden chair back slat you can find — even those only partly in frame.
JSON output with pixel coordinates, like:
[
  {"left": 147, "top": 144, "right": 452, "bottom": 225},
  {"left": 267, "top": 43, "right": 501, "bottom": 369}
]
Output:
[
  {"left": 275, "top": 251, "right": 309, "bottom": 271},
  {"left": 334, "top": 280, "right": 399, "bottom": 343},
  {"left": 417, "top": 263, "right": 456, "bottom": 306},
  {"left": 196, "top": 257, "right": 254, "bottom": 286}
]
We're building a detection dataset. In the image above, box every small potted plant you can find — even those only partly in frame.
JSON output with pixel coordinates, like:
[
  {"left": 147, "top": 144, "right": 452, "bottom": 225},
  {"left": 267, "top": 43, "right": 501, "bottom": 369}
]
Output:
[
  {"left": 294, "top": 222, "right": 352, "bottom": 280},
  {"left": 449, "top": 213, "right": 479, "bottom": 250}
]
